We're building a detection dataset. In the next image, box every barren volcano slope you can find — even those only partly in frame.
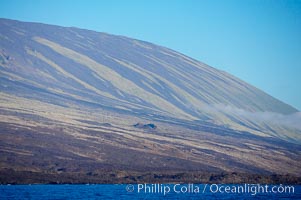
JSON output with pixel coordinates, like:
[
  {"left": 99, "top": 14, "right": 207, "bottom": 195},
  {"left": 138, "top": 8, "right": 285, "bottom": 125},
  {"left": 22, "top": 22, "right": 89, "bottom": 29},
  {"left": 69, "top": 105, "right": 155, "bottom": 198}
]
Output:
[
  {"left": 0, "top": 19, "right": 300, "bottom": 182},
  {"left": 0, "top": 94, "right": 300, "bottom": 178}
]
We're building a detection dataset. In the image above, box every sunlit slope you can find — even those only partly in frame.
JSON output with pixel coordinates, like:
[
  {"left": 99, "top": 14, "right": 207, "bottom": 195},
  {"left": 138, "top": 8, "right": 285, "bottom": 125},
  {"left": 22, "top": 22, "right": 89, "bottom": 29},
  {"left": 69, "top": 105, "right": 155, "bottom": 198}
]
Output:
[{"left": 0, "top": 18, "right": 299, "bottom": 141}]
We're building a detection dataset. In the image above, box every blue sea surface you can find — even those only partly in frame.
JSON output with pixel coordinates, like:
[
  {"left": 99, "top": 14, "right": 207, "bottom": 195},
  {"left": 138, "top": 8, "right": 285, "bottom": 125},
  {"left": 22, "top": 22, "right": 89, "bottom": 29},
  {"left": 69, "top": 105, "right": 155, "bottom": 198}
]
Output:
[{"left": 0, "top": 184, "right": 300, "bottom": 199}]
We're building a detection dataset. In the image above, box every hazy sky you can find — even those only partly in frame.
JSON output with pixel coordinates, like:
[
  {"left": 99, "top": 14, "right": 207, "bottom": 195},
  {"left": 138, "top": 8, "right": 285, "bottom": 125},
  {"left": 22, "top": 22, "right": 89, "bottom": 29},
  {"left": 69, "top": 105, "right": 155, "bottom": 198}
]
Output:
[{"left": 1, "top": 0, "right": 300, "bottom": 110}]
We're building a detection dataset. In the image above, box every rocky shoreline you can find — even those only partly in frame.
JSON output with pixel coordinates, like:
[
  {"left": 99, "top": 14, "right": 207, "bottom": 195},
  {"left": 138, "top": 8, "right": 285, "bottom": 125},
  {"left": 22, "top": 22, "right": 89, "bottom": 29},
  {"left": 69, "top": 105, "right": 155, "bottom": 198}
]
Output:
[{"left": 1, "top": 170, "right": 300, "bottom": 185}]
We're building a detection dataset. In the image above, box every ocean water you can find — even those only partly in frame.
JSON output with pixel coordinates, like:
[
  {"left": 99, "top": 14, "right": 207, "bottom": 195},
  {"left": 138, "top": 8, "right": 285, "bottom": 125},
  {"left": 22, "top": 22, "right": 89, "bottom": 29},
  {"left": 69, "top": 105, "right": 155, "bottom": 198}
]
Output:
[{"left": 0, "top": 184, "right": 300, "bottom": 199}]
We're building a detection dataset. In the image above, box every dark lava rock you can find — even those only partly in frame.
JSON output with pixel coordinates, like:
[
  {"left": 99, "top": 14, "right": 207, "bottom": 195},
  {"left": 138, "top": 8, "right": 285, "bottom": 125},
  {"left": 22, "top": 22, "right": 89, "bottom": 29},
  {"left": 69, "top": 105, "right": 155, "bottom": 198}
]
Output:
[{"left": 133, "top": 123, "right": 157, "bottom": 130}]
